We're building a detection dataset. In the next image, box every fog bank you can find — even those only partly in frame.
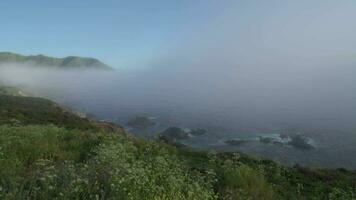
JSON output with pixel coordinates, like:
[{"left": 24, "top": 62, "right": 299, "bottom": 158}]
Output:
[
  {"left": 1, "top": 1, "right": 356, "bottom": 130},
  {"left": 0, "top": 61, "right": 355, "bottom": 132}
]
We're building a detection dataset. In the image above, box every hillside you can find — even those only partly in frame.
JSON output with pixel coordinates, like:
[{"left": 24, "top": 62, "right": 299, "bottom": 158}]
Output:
[
  {"left": 0, "top": 52, "right": 112, "bottom": 70},
  {"left": 0, "top": 94, "right": 98, "bottom": 130},
  {"left": 0, "top": 86, "right": 26, "bottom": 97},
  {"left": 0, "top": 93, "right": 355, "bottom": 199}
]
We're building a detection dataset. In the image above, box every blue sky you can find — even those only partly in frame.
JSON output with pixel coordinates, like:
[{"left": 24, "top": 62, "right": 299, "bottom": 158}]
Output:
[
  {"left": 1, "top": 0, "right": 356, "bottom": 69},
  {"left": 0, "top": 0, "right": 227, "bottom": 68}
]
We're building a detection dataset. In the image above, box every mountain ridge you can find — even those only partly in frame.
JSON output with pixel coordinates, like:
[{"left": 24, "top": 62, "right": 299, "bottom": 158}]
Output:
[{"left": 0, "top": 52, "right": 112, "bottom": 70}]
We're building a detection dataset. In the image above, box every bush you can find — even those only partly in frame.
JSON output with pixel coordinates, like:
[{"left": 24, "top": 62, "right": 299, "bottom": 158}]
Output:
[
  {"left": 0, "top": 125, "right": 216, "bottom": 200},
  {"left": 0, "top": 95, "right": 96, "bottom": 130},
  {"left": 0, "top": 124, "right": 355, "bottom": 200},
  {"left": 94, "top": 137, "right": 216, "bottom": 200},
  {"left": 217, "top": 162, "right": 275, "bottom": 200},
  {"left": 0, "top": 125, "right": 104, "bottom": 199}
]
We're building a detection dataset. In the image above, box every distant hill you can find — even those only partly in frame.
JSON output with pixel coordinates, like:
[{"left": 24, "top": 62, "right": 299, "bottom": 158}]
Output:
[{"left": 0, "top": 52, "right": 112, "bottom": 70}]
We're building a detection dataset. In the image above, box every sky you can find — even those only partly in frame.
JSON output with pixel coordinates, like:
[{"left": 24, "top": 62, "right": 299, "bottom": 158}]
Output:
[
  {"left": 0, "top": 0, "right": 225, "bottom": 68},
  {"left": 1, "top": 0, "right": 356, "bottom": 69}
]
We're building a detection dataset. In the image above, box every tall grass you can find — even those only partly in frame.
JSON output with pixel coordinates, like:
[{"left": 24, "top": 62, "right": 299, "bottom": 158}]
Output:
[
  {"left": 0, "top": 125, "right": 215, "bottom": 199},
  {"left": 0, "top": 125, "right": 354, "bottom": 199}
]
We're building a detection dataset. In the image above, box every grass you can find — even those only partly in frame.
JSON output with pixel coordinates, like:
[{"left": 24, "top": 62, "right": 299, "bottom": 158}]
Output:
[
  {"left": 0, "top": 94, "right": 96, "bottom": 130},
  {"left": 0, "top": 86, "right": 23, "bottom": 96},
  {"left": 0, "top": 125, "right": 215, "bottom": 199},
  {"left": 0, "top": 93, "right": 355, "bottom": 199}
]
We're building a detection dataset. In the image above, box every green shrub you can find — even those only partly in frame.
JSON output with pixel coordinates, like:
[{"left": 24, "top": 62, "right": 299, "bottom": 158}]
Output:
[
  {"left": 0, "top": 124, "right": 355, "bottom": 200},
  {"left": 93, "top": 136, "right": 216, "bottom": 200},
  {"left": 217, "top": 162, "right": 275, "bottom": 200},
  {"left": 0, "top": 125, "right": 103, "bottom": 198},
  {"left": 328, "top": 187, "right": 355, "bottom": 200},
  {"left": 0, "top": 95, "right": 96, "bottom": 130},
  {"left": 0, "top": 125, "right": 216, "bottom": 199}
]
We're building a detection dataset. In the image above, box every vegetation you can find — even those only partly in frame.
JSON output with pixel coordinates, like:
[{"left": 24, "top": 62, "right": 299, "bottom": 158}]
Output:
[
  {"left": 0, "top": 125, "right": 214, "bottom": 199},
  {"left": 0, "top": 93, "right": 355, "bottom": 199},
  {"left": 158, "top": 127, "right": 190, "bottom": 147},
  {"left": 0, "top": 52, "right": 111, "bottom": 70},
  {"left": 0, "top": 86, "right": 25, "bottom": 96},
  {"left": 0, "top": 94, "right": 96, "bottom": 130}
]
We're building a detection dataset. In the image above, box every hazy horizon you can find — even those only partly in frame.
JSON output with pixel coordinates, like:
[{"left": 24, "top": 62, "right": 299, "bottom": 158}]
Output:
[
  {"left": 1, "top": 1, "right": 356, "bottom": 69},
  {"left": 1, "top": 1, "right": 356, "bottom": 168}
]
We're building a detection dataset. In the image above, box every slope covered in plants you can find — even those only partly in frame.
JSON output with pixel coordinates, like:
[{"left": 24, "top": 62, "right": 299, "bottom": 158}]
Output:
[{"left": 0, "top": 94, "right": 355, "bottom": 199}]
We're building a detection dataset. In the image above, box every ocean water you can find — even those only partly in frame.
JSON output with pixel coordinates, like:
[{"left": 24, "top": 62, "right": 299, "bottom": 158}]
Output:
[{"left": 62, "top": 98, "right": 356, "bottom": 169}]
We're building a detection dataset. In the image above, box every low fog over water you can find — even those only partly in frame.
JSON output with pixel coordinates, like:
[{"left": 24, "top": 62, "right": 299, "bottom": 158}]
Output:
[
  {"left": 1, "top": 63, "right": 356, "bottom": 131},
  {"left": 1, "top": 62, "right": 356, "bottom": 168}
]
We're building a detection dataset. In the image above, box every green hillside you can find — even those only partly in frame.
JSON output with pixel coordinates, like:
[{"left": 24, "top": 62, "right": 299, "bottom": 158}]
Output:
[
  {"left": 0, "top": 94, "right": 96, "bottom": 130},
  {"left": 0, "top": 86, "right": 26, "bottom": 97},
  {"left": 0, "top": 52, "right": 112, "bottom": 70},
  {"left": 0, "top": 93, "right": 355, "bottom": 199}
]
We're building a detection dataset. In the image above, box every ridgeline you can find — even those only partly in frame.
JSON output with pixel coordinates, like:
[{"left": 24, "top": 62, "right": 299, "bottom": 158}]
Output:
[{"left": 0, "top": 52, "right": 112, "bottom": 70}]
